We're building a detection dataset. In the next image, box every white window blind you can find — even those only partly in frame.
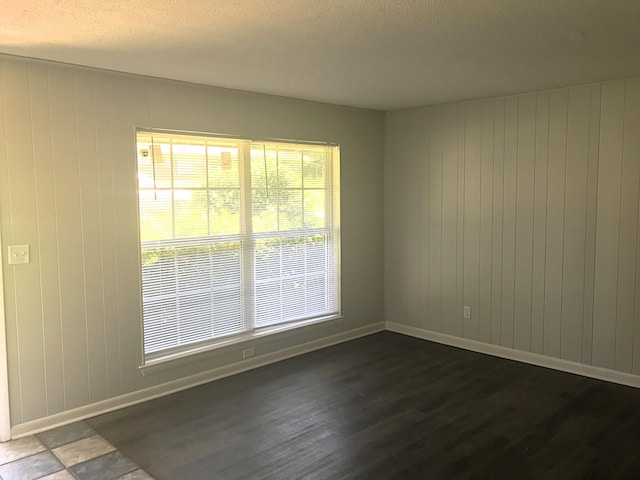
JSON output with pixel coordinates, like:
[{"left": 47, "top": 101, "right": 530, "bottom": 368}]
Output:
[{"left": 136, "top": 131, "right": 340, "bottom": 359}]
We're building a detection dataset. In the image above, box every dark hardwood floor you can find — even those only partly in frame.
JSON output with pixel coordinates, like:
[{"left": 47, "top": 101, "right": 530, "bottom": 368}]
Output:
[{"left": 87, "top": 332, "right": 640, "bottom": 479}]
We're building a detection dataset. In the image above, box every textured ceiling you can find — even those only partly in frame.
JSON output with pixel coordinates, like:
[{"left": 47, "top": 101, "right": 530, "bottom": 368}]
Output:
[{"left": 1, "top": 0, "right": 639, "bottom": 110}]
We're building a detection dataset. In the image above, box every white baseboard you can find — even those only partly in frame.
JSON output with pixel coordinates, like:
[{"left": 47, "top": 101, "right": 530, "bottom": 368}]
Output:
[
  {"left": 11, "top": 322, "right": 385, "bottom": 439},
  {"left": 386, "top": 321, "right": 640, "bottom": 389}
]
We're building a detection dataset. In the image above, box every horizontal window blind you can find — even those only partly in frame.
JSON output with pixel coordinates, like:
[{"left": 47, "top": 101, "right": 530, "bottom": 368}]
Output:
[{"left": 136, "top": 131, "right": 340, "bottom": 358}]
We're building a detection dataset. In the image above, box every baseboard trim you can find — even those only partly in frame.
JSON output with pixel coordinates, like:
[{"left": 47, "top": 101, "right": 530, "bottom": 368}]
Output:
[
  {"left": 11, "top": 322, "right": 385, "bottom": 439},
  {"left": 386, "top": 322, "right": 640, "bottom": 389}
]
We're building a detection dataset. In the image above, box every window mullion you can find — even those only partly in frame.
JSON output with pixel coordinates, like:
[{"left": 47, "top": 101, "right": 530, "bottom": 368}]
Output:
[{"left": 240, "top": 141, "right": 255, "bottom": 333}]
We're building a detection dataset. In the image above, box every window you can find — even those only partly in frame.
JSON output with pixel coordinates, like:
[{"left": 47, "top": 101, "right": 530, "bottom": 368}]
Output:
[{"left": 136, "top": 130, "right": 340, "bottom": 361}]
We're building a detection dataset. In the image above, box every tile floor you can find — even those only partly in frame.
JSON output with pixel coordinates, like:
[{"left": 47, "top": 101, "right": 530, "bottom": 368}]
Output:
[{"left": 0, "top": 421, "right": 153, "bottom": 480}]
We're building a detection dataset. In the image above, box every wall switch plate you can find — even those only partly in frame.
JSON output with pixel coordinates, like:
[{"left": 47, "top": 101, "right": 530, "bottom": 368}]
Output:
[
  {"left": 8, "top": 245, "right": 29, "bottom": 265},
  {"left": 243, "top": 347, "right": 255, "bottom": 359},
  {"left": 463, "top": 306, "right": 471, "bottom": 319}
]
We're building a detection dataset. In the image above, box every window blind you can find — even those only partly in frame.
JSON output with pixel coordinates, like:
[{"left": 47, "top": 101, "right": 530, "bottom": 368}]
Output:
[{"left": 136, "top": 131, "right": 340, "bottom": 358}]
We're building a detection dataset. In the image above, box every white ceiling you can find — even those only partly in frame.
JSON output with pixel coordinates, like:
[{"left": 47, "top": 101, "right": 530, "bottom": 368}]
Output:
[{"left": 1, "top": 0, "right": 639, "bottom": 110}]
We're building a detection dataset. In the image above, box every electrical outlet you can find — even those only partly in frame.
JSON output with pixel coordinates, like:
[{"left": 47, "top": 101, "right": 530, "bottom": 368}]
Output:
[
  {"left": 242, "top": 347, "right": 255, "bottom": 359},
  {"left": 463, "top": 306, "right": 471, "bottom": 319}
]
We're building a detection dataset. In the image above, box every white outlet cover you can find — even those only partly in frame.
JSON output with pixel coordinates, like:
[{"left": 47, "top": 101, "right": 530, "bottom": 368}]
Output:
[
  {"left": 243, "top": 347, "right": 255, "bottom": 359},
  {"left": 463, "top": 306, "right": 471, "bottom": 319},
  {"left": 8, "top": 245, "right": 30, "bottom": 265}
]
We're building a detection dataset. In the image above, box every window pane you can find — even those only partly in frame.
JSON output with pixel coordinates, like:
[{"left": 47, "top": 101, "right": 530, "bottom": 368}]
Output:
[
  {"left": 213, "top": 290, "right": 243, "bottom": 336},
  {"left": 278, "top": 190, "right": 303, "bottom": 231},
  {"left": 177, "top": 246, "right": 212, "bottom": 292},
  {"left": 139, "top": 190, "right": 173, "bottom": 241},
  {"left": 208, "top": 145, "right": 240, "bottom": 188},
  {"left": 306, "top": 234, "right": 327, "bottom": 273},
  {"left": 255, "top": 281, "right": 280, "bottom": 327},
  {"left": 250, "top": 146, "right": 278, "bottom": 189},
  {"left": 277, "top": 147, "right": 302, "bottom": 188},
  {"left": 209, "top": 190, "right": 240, "bottom": 235},
  {"left": 304, "top": 190, "right": 326, "bottom": 229},
  {"left": 174, "top": 190, "right": 208, "bottom": 238},
  {"left": 173, "top": 142, "right": 207, "bottom": 188},
  {"left": 143, "top": 297, "right": 177, "bottom": 353},
  {"left": 178, "top": 293, "right": 213, "bottom": 345},
  {"left": 282, "top": 237, "right": 305, "bottom": 278},
  {"left": 306, "top": 274, "right": 328, "bottom": 314},
  {"left": 141, "top": 247, "right": 177, "bottom": 298},
  {"left": 282, "top": 278, "right": 306, "bottom": 320},
  {"left": 252, "top": 189, "right": 278, "bottom": 233},
  {"left": 137, "top": 141, "right": 172, "bottom": 189},
  {"left": 212, "top": 242, "right": 242, "bottom": 287},
  {"left": 303, "top": 150, "right": 326, "bottom": 188}
]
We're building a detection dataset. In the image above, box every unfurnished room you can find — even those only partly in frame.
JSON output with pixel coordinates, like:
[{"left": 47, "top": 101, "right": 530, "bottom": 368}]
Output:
[{"left": 1, "top": 1, "right": 640, "bottom": 479}]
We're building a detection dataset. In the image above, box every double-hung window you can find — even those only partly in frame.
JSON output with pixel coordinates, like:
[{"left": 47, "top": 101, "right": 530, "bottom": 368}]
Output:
[{"left": 136, "top": 130, "right": 340, "bottom": 362}]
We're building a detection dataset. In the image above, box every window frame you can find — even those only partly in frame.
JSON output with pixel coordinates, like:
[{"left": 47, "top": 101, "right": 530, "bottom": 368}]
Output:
[{"left": 135, "top": 129, "right": 342, "bottom": 370}]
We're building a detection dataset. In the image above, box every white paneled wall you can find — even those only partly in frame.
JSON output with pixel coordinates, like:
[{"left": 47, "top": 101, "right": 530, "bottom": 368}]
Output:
[
  {"left": 385, "top": 78, "right": 640, "bottom": 376},
  {"left": 0, "top": 56, "right": 385, "bottom": 429}
]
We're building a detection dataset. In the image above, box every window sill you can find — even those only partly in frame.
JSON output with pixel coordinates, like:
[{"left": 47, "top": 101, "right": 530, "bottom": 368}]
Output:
[{"left": 139, "top": 314, "right": 343, "bottom": 376}]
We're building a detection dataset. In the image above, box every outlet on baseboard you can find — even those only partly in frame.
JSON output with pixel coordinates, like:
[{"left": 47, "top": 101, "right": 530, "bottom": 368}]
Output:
[
  {"left": 463, "top": 306, "right": 471, "bottom": 319},
  {"left": 242, "top": 347, "right": 255, "bottom": 359}
]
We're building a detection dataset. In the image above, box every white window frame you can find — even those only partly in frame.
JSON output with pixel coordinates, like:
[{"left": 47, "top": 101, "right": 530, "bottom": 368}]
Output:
[{"left": 135, "top": 129, "right": 341, "bottom": 370}]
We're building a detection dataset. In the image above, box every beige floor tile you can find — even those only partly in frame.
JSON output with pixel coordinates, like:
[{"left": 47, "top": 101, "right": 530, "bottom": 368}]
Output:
[
  {"left": 0, "top": 435, "right": 47, "bottom": 465},
  {"left": 52, "top": 434, "right": 116, "bottom": 467},
  {"left": 39, "top": 469, "right": 77, "bottom": 480}
]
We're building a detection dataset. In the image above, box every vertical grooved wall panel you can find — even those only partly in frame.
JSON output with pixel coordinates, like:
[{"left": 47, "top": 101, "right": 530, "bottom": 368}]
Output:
[
  {"left": 561, "top": 86, "right": 590, "bottom": 363},
  {"left": 501, "top": 97, "right": 518, "bottom": 348},
  {"left": 29, "top": 63, "right": 65, "bottom": 417},
  {"left": 617, "top": 79, "right": 640, "bottom": 373},
  {"left": 48, "top": 66, "right": 91, "bottom": 411},
  {"left": 513, "top": 94, "right": 536, "bottom": 352},
  {"left": 407, "top": 112, "right": 426, "bottom": 328},
  {"left": 441, "top": 106, "right": 459, "bottom": 336},
  {"left": 385, "top": 76, "right": 640, "bottom": 379},
  {"left": 478, "top": 102, "right": 494, "bottom": 344},
  {"left": 490, "top": 100, "right": 505, "bottom": 345},
  {"left": 530, "top": 92, "right": 550, "bottom": 355},
  {"left": 75, "top": 71, "right": 108, "bottom": 402},
  {"left": 583, "top": 84, "right": 601, "bottom": 366},
  {"left": 428, "top": 108, "right": 443, "bottom": 333},
  {"left": 1, "top": 56, "right": 386, "bottom": 428},
  {"left": 593, "top": 81, "right": 625, "bottom": 369},
  {"left": 543, "top": 89, "right": 568, "bottom": 358},
  {"left": 463, "top": 103, "right": 481, "bottom": 340}
]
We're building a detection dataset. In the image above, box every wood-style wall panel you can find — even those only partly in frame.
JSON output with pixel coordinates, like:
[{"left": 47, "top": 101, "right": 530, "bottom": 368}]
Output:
[
  {"left": 1, "top": 56, "right": 385, "bottom": 428},
  {"left": 592, "top": 82, "right": 625, "bottom": 370},
  {"left": 478, "top": 102, "right": 494, "bottom": 344},
  {"left": 582, "top": 85, "right": 601, "bottom": 366},
  {"left": 441, "top": 106, "right": 459, "bottom": 337},
  {"left": 490, "top": 99, "right": 505, "bottom": 346},
  {"left": 75, "top": 71, "right": 109, "bottom": 403},
  {"left": 385, "top": 77, "right": 640, "bottom": 378},
  {"left": 561, "top": 86, "right": 590, "bottom": 363},
  {"left": 501, "top": 97, "right": 518, "bottom": 348},
  {"left": 427, "top": 108, "right": 443, "bottom": 334},
  {"left": 617, "top": 79, "right": 640, "bottom": 373},
  {"left": 530, "top": 92, "right": 550, "bottom": 355},
  {"left": 544, "top": 89, "right": 568, "bottom": 359},
  {"left": 2, "top": 61, "right": 47, "bottom": 423},
  {"left": 513, "top": 94, "right": 536, "bottom": 352},
  {"left": 462, "top": 103, "right": 481, "bottom": 341}
]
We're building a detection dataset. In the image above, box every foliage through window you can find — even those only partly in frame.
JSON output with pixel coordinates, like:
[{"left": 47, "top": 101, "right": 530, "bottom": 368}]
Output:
[{"left": 136, "top": 131, "right": 340, "bottom": 359}]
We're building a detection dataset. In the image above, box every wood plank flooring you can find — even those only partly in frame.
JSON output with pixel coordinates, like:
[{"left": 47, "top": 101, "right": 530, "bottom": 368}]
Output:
[{"left": 87, "top": 332, "right": 640, "bottom": 479}]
